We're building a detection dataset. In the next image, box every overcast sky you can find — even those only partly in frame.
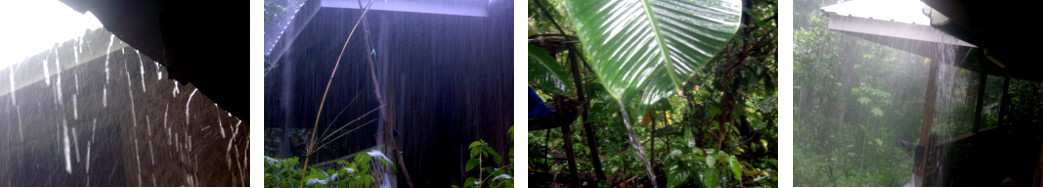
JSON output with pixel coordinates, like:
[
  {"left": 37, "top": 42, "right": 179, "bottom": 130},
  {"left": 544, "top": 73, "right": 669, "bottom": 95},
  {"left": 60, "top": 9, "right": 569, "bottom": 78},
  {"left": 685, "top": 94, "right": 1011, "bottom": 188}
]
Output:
[{"left": 0, "top": 0, "right": 103, "bottom": 68}]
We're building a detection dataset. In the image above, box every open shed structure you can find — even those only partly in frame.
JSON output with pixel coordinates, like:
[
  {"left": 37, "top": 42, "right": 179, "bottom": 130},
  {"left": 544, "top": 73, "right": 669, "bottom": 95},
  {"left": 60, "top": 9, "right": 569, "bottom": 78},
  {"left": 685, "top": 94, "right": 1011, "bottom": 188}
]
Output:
[
  {"left": 264, "top": 0, "right": 513, "bottom": 186},
  {"left": 823, "top": 0, "right": 1043, "bottom": 186}
]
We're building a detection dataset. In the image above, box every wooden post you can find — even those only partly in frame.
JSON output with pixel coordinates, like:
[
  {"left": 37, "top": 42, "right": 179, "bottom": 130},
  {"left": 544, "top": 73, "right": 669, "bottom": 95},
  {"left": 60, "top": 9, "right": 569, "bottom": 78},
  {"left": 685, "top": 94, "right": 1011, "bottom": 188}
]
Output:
[
  {"left": 561, "top": 120, "right": 582, "bottom": 186},
  {"left": 973, "top": 73, "right": 986, "bottom": 132},
  {"left": 916, "top": 59, "right": 940, "bottom": 186},
  {"left": 998, "top": 75, "right": 1011, "bottom": 127},
  {"left": 560, "top": 55, "right": 581, "bottom": 187},
  {"left": 568, "top": 46, "right": 607, "bottom": 182},
  {"left": 357, "top": 0, "right": 412, "bottom": 186}
]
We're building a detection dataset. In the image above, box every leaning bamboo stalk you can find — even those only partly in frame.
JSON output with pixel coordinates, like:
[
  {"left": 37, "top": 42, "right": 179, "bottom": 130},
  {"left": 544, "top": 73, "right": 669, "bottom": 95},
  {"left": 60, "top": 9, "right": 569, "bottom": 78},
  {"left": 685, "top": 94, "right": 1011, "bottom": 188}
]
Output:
[{"left": 298, "top": 0, "right": 376, "bottom": 187}]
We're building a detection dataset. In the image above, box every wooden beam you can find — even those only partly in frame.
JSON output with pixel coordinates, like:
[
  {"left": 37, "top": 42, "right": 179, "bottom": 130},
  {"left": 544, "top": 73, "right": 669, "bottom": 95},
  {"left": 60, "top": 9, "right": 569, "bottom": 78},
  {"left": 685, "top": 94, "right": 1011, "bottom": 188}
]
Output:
[
  {"left": 998, "top": 75, "right": 1011, "bottom": 127},
  {"left": 973, "top": 73, "right": 987, "bottom": 132},
  {"left": 917, "top": 59, "right": 940, "bottom": 186},
  {"left": 561, "top": 119, "right": 581, "bottom": 187},
  {"left": 568, "top": 46, "right": 607, "bottom": 182}
]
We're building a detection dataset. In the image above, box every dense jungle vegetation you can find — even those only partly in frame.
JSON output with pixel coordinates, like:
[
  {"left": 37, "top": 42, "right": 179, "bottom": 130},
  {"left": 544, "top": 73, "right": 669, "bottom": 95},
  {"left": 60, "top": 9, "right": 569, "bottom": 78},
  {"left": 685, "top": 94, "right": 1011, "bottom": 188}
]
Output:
[
  {"left": 794, "top": 0, "right": 1043, "bottom": 186},
  {"left": 527, "top": 0, "right": 778, "bottom": 187}
]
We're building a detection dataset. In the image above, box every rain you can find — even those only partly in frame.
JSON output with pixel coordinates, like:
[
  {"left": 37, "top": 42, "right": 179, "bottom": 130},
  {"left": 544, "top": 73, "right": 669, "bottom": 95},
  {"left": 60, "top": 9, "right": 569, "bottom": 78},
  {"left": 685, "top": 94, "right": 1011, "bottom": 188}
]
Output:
[
  {"left": 0, "top": 0, "right": 249, "bottom": 186},
  {"left": 795, "top": 0, "right": 1043, "bottom": 186},
  {"left": 264, "top": 0, "right": 514, "bottom": 187}
]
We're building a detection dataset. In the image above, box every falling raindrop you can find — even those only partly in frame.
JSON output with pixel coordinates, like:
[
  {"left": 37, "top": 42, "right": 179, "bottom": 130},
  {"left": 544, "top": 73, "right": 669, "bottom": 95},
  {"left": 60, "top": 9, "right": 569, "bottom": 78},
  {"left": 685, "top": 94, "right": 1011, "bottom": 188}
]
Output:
[
  {"left": 73, "top": 73, "right": 79, "bottom": 120},
  {"left": 155, "top": 61, "right": 162, "bottom": 80},
  {"left": 172, "top": 80, "right": 180, "bottom": 97},
  {"left": 63, "top": 120, "right": 72, "bottom": 174},
  {"left": 126, "top": 60, "right": 137, "bottom": 128},
  {"left": 42, "top": 57, "right": 51, "bottom": 86},
  {"left": 186, "top": 88, "right": 198, "bottom": 125},
  {"left": 136, "top": 50, "right": 146, "bottom": 92}
]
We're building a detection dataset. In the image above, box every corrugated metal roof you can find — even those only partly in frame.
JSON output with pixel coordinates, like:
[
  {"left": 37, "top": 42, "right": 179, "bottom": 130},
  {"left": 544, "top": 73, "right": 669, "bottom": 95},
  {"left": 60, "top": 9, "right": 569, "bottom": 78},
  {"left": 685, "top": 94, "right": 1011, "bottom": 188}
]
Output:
[{"left": 822, "top": 0, "right": 931, "bottom": 25}]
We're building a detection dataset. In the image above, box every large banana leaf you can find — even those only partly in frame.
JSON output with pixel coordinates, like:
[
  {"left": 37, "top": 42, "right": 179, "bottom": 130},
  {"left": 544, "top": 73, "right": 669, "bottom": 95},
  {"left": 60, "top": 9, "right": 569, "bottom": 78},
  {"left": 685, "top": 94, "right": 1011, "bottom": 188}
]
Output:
[
  {"left": 528, "top": 44, "right": 574, "bottom": 95},
  {"left": 563, "top": 0, "right": 742, "bottom": 117}
]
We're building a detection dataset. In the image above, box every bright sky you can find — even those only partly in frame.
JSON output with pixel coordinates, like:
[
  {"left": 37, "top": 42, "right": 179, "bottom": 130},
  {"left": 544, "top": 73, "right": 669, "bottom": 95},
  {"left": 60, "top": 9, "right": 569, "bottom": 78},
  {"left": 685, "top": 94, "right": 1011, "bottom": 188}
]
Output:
[
  {"left": 0, "top": 0, "right": 103, "bottom": 68},
  {"left": 821, "top": 0, "right": 931, "bottom": 25}
]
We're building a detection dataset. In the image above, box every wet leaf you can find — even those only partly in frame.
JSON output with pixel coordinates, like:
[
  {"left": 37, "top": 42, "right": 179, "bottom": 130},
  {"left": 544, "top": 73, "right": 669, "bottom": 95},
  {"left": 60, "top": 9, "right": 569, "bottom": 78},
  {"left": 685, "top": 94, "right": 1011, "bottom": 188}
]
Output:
[
  {"left": 562, "top": 0, "right": 742, "bottom": 120},
  {"left": 528, "top": 44, "right": 573, "bottom": 95}
]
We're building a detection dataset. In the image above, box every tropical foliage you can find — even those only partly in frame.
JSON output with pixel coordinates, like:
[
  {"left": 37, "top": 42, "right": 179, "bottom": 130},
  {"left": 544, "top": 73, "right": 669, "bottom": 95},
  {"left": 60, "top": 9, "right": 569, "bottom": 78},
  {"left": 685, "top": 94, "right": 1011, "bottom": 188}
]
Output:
[
  {"left": 528, "top": 0, "right": 777, "bottom": 187},
  {"left": 791, "top": 0, "right": 1043, "bottom": 186},
  {"left": 264, "top": 150, "right": 395, "bottom": 188},
  {"left": 455, "top": 126, "right": 515, "bottom": 188}
]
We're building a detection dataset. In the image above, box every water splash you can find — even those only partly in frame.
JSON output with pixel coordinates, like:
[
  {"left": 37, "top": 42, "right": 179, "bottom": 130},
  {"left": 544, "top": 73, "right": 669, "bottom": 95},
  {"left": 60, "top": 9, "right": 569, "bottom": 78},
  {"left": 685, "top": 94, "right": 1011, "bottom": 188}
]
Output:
[
  {"left": 172, "top": 80, "right": 180, "bottom": 97},
  {"left": 155, "top": 61, "right": 162, "bottom": 80}
]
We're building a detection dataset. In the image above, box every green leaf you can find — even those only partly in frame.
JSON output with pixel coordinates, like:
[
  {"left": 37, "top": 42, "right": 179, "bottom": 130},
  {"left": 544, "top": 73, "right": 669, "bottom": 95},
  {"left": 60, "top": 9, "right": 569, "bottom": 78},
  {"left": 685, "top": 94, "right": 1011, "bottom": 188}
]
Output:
[
  {"left": 705, "top": 154, "right": 717, "bottom": 168},
  {"left": 563, "top": 0, "right": 742, "bottom": 119},
  {"left": 701, "top": 167, "right": 719, "bottom": 188},
  {"left": 857, "top": 97, "right": 871, "bottom": 105},
  {"left": 528, "top": 44, "right": 574, "bottom": 95},
  {"left": 470, "top": 146, "right": 482, "bottom": 158},
  {"left": 485, "top": 147, "right": 503, "bottom": 164},
  {"left": 465, "top": 177, "right": 480, "bottom": 188},
  {"left": 466, "top": 158, "right": 479, "bottom": 171},
  {"left": 871, "top": 107, "right": 884, "bottom": 117},
  {"left": 728, "top": 156, "right": 742, "bottom": 181},
  {"left": 666, "top": 156, "right": 690, "bottom": 187},
  {"left": 706, "top": 105, "right": 722, "bottom": 118}
]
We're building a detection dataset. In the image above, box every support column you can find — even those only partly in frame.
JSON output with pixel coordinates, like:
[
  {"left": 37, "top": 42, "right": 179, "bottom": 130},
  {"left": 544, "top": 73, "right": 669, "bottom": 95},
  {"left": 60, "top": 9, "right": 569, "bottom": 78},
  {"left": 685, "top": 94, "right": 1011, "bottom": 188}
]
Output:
[
  {"left": 916, "top": 59, "right": 940, "bottom": 186},
  {"left": 568, "top": 46, "right": 607, "bottom": 182},
  {"left": 998, "top": 75, "right": 1011, "bottom": 127},
  {"left": 973, "top": 73, "right": 986, "bottom": 132}
]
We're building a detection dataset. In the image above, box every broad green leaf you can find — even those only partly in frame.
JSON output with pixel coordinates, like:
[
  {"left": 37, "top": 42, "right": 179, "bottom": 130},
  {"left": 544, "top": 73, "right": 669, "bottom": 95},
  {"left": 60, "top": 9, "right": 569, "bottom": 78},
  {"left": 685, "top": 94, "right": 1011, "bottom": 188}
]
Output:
[
  {"left": 857, "top": 97, "right": 871, "bottom": 105},
  {"left": 528, "top": 44, "right": 574, "bottom": 95},
  {"left": 466, "top": 158, "right": 479, "bottom": 171},
  {"left": 701, "top": 167, "right": 719, "bottom": 188},
  {"left": 470, "top": 146, "right": 482, "bottom": 157},
  {"left": 728, "top": 156, "right": 742, "bottom": 181},
  {"left": 871, "top": 107, "right": 884, "bottom": 117},
  {"left": 563, "top": 0, "right": 742, "bottom": 119},
  {"left": 667, "top": 169, "right": 688, "bottom": 187},
  {"left": 485, "top": 147, "right": 503, "bottom": 164},
  {"left": 706, "top": 154, "right": 717, "bottom": 168}
]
